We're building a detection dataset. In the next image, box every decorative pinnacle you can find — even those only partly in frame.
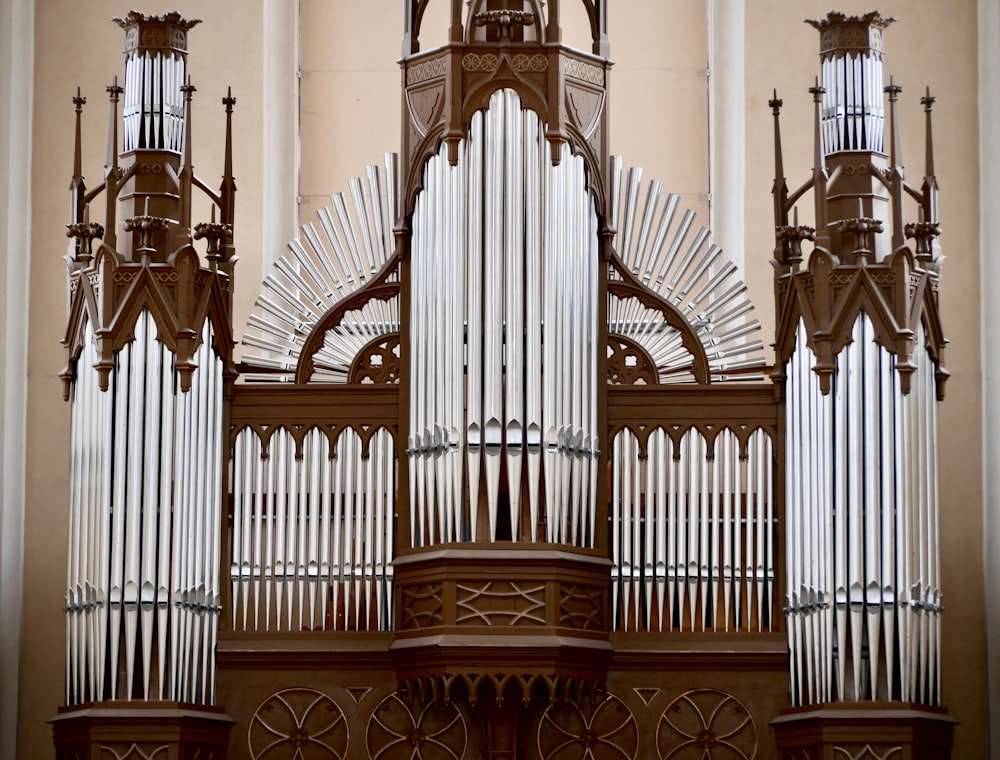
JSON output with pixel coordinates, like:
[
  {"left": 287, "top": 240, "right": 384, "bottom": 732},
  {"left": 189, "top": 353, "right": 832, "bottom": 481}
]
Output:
[
  {"left": 921, "top": 86, "right": 936, "bottom": 111},
  {"left": 776, "top": 210, "right": 815, "bottom": 271},
  {"left": 885, "top": 75, "right": 902, "bottom": 101},
  {"left": 66, "top": 220, "right": 105, "bottom": 265},
  {"left": 769, "top": 89, "right": 783, "bottom": 114},
  {"left": 194, "top": 216, "right": 232, "bottom": 265},
  {"left": 809, "top": 78, "right": 825, "bottom": 101},
  {"left": 905, "top": 220, "right": 941, "bottom": 263},
  {"left": 124, "top": 197, "right": 168, "bottom": 261},
  {"left": 72, "top": 87, "right": 86, "bottom": 111},
  {"left": 838, "top": 215, "right": 884, "bottom": 265},
  {"left": 106, "top": 75, "right": 123, "bottom": 101},
  {"left": 222, "top": 86, "right": 236, "bottom": 112},
  {"left": 180, "top": 79, "right": 197, "bottom": 99},
  {"left": 805, "top": 11, "right": 896, "bottom": 31}
]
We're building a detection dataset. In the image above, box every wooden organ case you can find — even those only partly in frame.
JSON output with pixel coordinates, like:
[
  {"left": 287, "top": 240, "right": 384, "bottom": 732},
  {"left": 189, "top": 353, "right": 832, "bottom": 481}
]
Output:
[{"left": 51, "top": 5, "right": 955, "bottom": 760}]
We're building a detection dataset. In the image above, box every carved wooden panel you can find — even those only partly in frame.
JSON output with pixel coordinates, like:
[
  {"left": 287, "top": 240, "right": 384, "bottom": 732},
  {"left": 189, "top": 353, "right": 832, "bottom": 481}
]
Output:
[
  {"left": 558, "top": 584, "right": 604, "bottom": 630},
  {"left": 399, "top": 583, "right": 445, "bottom": 629},
  {"left": 832, "top": 746, "right": 904, "bottom": 760},
  {"left": 183, "top": 750, "right": 223, "bottom": 760},
  {"left": 367, "top": 694, "right": 467, "bottom": 760},
  {"left": 607, "top": 335, "right": 658, "bottom": 385},
  {"left": 537, "top": 694, "right": 638, "bottom": 760},
  {"left": 656, "top": 689, "right": 756, "bottom": 760},
  {"left": 407, "top": 83, "right": 446, "bottom": 137},
  {"left": 249, "top": 689, "right": 349, "bottom": 760},
  {"left": 100, "top": 745, "right": 170, "bottom": 760},
  {"left": 455, "top": 581, "right": 546, "bottom": 626},
  {"left": 349, "top": 333, "right": 401, "bottom": 384}
]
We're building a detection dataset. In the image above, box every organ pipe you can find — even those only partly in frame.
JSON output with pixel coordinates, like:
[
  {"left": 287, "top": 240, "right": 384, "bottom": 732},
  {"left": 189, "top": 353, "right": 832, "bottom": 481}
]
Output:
[
  {"left": 784, "top": 316, "right": 942, "bottom": 705},
  {"left": 609, "top": 426, "right": 776, "bottom": 632},
  {"left": 408, "top": 89, "right": 600, "bottom": 547},
  {"left": 65, "top": 314, "right": 223, "bottom": 705}
]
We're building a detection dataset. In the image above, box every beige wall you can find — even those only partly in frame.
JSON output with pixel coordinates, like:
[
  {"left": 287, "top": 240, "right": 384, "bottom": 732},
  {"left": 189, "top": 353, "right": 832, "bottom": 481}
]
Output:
[{"left": 13, "top": 2, "right": 991, "bottom": 757}]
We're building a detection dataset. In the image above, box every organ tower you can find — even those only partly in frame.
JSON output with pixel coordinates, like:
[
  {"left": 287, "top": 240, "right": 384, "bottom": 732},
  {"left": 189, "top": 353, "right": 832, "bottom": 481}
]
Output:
[{"left": 770, "top": 11, "right": 954, "bottom": 756}]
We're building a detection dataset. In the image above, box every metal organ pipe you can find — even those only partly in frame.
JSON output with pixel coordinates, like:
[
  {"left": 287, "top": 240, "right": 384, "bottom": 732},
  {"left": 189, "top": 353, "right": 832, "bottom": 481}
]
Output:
[
  {"left": 122, "top": 48, "right": 187, "bottom": 153},
  {"left": 609, "top": 426, "right": 775, "bottom": 633},
  {"left": 229, "top": 426, "right": 396, "bottom": 633},
  {"left": 64, "top": 313, "right": 223, "bottom": 705},
  {"left": 785, "top": 315, "right": 942, "bottom": 706},
  {"left": 818, "top": 52, "right": 886, "bottom": 154},
  {"left": 407, "top": 89, "right": 599, "bottom": 548}
]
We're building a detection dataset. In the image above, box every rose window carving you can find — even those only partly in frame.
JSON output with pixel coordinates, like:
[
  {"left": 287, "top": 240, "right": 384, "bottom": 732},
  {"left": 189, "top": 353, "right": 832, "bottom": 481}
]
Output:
[
  {"left": 537, "top": 695, "right": 638, "bottom": 760},
  {"left": 367, "top": 693, "right": 467, "bottom": 760},
  {"left": 249, "top": 689, "right": 348, "bottom": 760},
  {"left": 656, "top": 689, "right": 756, "bottom": 760}
]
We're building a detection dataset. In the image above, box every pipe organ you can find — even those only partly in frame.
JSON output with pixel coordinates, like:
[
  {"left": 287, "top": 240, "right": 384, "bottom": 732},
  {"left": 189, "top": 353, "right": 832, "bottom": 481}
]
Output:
[
  {"left": 229, "top": 425, "right": 397, "bottom": 633},
  {"left": 53, "top": 5, "right": 956, "bottom": 760},
  {"left": 610, "top": 426, "right": 774, "bottom": 634}
]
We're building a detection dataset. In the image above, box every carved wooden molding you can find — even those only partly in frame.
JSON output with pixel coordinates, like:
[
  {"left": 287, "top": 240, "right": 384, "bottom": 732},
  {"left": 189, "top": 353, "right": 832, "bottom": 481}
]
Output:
[
  {"left": 228, "top": 385, "right": 400, "bottom": 458},
  {"left": 607, "top": 254, "right": 711, "bottom": 384},
  {"left": 249, "top": 689, "right": 348, "bottom": 760},
  {"left": 348, "top": 333, "right": 401, "bottom": 384},
  {"left": 399, "top": 673, "right": 606, "bottom": 708},
  {"left": 773, "top": 251, "right": 947, "bottom": 397},
  {"left": 607, "top": 333, "right": 659, "bottom": 385}
]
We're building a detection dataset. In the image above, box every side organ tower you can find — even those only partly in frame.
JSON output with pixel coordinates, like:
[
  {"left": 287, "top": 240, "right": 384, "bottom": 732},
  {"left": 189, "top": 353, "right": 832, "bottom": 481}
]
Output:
[
  {"left": 52, "top": 11, "right": 237, "bottom": 757},
  {"left": 770, "top": 12, "right": 955, "bottom": 756}
]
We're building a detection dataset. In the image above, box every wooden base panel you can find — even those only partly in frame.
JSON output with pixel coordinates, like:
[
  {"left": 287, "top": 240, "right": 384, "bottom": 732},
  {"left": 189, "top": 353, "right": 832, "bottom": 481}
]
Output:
[
  {"left": 771, "top": 703, "right": 957, "bottom": 760},
  {"left": 50, "top": 702, "right": 235, "bottom": 760}
]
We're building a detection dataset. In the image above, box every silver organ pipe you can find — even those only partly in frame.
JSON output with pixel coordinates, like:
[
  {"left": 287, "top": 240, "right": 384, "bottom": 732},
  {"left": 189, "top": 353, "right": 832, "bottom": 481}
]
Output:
[
  {"left": 785, "top": 315, "right": 942, "bottom": 706},
  {"left": 229, "top": 426, "right": 396, "bottom": 632},
  {"left": 609, "top": 426, "right": 775, "bottom": 632},
  {"left": 66, "top": 322, "right": 112, "bottom": 703},
  {"left": 813, "top": 18, "right": 886, "bottom": 156},
  {"left": 122, "top": 47, "right": 187, "bottom": 153},
  {"left": 243, "top": 157, "right": 400, "bottom": 383},
  {"left": 409, "top": 89, "right": 599, "bottom": 547},
  {"left": 64, "top": 312, "right": 223, "bottom": 705},
  {"left": 607, "top": 167, "right": 766, "bottom": 383}
]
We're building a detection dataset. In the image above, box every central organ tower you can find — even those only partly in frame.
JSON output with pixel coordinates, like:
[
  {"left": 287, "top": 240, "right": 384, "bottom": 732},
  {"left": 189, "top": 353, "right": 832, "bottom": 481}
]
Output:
[{"left": 392, "top": 0, "right": 615, "bottom": 695}]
